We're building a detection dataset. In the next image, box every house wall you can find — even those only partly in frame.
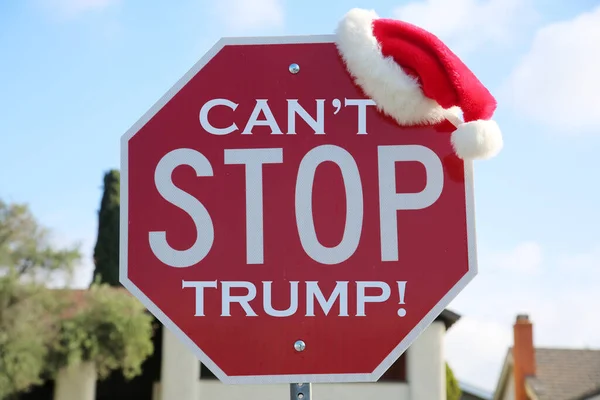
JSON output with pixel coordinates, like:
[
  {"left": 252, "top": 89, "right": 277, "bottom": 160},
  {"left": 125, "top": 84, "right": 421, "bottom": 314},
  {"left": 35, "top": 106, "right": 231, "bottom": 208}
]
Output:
[
  {"left": 407, "top": 320, "right": 445, "bottom": 400},
  {"left": 501, "top": 373, "right": 515, "bottom": 400},
  {"left": 159, "top": 325, "right": 199, "bottom": 400},
  {"left": 194, "top": 381, "right": 408, "bottom": 400},
  {"left": 53, "top": 362, "right": 96, "bottom": 400},
  {"left": 152, "top": 374, "right": 410, "bottom": 400},
  {"left": 156, "top": 321, "right": 446, "bottom": 400}
]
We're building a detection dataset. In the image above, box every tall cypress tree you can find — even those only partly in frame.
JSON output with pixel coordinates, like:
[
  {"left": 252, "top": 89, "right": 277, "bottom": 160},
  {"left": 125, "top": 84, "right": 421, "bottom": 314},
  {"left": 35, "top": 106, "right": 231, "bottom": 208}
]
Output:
[{"left": 92, "top": 169, "right": 121, "bottom": 286}]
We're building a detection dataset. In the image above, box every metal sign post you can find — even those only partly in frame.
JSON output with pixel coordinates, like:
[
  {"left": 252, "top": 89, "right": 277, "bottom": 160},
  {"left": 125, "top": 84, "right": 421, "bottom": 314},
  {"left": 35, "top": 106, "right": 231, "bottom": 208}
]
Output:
[{"left": 290, "top": 383, "right": 312, "bottom": 400}]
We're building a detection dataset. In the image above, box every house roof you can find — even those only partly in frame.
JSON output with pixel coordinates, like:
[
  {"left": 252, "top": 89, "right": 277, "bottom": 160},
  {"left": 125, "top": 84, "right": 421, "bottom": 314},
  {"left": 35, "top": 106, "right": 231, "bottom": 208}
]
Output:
[
  {"left": 494, "top": 347, "right": 600, "bottom": 400},
  {"left": 436, "top": 308, "right": 461, "bottom": 330},
  {"left": 525, "top": 348, "right": 600, "bottom": 400},
  {"left": 51, "top": 286, "right": 133, "bottom": 319},
  {"left": 460, "top": 381, "right": 492, "bottom": 400}
]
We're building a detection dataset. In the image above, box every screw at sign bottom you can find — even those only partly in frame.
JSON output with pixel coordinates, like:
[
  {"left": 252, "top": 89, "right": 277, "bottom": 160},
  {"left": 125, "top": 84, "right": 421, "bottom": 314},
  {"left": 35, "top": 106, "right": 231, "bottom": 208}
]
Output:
[{"left": 290, "top": 383, "right": 312, "bottom": 400}]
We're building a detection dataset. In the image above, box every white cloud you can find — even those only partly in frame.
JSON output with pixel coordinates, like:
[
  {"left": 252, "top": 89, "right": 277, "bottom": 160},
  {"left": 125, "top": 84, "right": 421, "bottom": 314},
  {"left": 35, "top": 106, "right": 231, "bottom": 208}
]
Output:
[
  {"left": 445, "top": 242, "right": 600, "bottom": 391},
  {"left": 393, "top": 0, "right": 536, "bottom": 54},
  {"left": 36, "top": 0, "right": 119, "bottom": 18},
  {"left": 502, "top": 6, "right": 600, "bottom": 132},
  {"left": 214, "top": 0, "right": 284, "bottom": 32},
  {"left": 556, "top": 245, "right": 600, "bottom": 276},
  {"left": 488, "top": 241, "right": 543, "bottom": 274}
]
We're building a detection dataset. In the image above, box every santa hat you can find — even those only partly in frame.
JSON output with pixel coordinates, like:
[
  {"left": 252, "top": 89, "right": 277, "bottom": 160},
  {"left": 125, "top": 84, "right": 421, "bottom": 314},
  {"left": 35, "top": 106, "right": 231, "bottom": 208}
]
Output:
[{"left": 334, "top": 8, "right": 503, "bottom": 160}]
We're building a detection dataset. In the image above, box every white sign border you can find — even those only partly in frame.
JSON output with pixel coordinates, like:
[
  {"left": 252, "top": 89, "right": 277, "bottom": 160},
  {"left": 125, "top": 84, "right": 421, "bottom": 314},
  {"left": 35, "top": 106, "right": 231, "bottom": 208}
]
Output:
[{"left": 120, "top": 34, "right": 478, "bottom": 385}]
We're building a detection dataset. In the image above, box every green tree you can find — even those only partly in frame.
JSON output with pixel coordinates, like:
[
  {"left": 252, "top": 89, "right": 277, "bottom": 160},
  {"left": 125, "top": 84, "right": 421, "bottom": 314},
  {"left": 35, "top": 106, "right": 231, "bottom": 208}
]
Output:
[
  {"left": 0, "top": 276, "right": 61, "bottom": 400},
  {"left": 446, "top": 362, "right": 462, "bottom": 400},
  {"left": 93, "top": 169, "right": 121, "bottom": 286},
  {"left": 0, "top": 200, "right": 80, "bottom": 279},
  {"left": 0, "top": 199, "right": 154, "bottom": 399},
  {"left": 0, "top": 200, "right": 81, "bottom": 399}
]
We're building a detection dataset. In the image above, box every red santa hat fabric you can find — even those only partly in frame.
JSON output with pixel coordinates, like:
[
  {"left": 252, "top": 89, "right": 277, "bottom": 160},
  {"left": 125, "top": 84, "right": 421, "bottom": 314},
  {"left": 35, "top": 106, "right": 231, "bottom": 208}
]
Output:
[{"left": 335, "top": 8, "right": 503, "bottom": 160}]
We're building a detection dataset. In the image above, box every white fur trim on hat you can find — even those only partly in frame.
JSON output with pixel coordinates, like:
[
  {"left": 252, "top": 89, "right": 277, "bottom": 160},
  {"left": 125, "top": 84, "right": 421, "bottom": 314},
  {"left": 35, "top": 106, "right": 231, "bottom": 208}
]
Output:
[
  {"left": 451, "top": 119, "right": 503, "bottom": 160},
  {"left": 334, "top": 8, "right": 460, "bottom": 126}
]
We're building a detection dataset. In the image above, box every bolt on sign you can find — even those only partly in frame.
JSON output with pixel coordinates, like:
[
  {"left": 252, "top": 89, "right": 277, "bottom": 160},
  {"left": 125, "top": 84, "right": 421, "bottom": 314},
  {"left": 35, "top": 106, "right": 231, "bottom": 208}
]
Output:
[{"left": 120, "top": 11, "right": 502, "bottom": 382}]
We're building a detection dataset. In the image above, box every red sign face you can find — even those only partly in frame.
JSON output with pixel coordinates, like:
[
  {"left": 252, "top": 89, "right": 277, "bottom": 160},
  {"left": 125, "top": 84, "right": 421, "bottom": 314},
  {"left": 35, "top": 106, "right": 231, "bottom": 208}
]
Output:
[{"left": 120, "top": 35, "right": 477, "bottom": 384}]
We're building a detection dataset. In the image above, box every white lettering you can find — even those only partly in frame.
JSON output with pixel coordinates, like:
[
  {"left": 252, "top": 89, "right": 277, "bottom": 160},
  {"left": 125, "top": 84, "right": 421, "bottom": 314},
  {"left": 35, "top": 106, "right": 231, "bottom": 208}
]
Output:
[
  {"left": 306, "top": 281, "right": 349, "bottom": 316},
  {"left": 199, "top": 98, "right": 238, "bottom": 135},
  {"left": 224, "top": 148, "right": 283, "bottom": 264},
  {"left": 182, "top": 280, "right": 217, "bottom": 316},
  {"left": 356, "top": 281, "right": 391, "bottom": 317},
  {"left": 263, "top": 281, "right": 299, "bottom": 317},
  {"left": 295, "top": 145, "right": 363, "bottom": 265},
  {"left": 287, "top": 99, "right": 325, "bottom": 135},
  {"left": 198, "top": 98, "right": 380, "bottom": 136},
  {"left": 150, "top": 149, "right": 214, "bottom": 268},
  {"left": 242, "top": 100, "right": 282, "bottom": 135},
  {"left": 345, "top": 99, "right": 376, "bottom": 135},
  {"left": 378, "top": 145, "right": 443, "bottom": 262},
  {"left": 221, "top": 281, "right": 258, "bottom": 317},
  {"left": 185, "top": 280, "right": 400, "bottom": 317}
]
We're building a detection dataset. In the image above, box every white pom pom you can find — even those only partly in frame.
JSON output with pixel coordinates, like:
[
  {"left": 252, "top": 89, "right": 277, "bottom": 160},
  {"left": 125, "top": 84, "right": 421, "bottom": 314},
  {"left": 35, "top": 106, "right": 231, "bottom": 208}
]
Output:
[{"left": 451, "top": 120, "right": 503, "bottom": 160}]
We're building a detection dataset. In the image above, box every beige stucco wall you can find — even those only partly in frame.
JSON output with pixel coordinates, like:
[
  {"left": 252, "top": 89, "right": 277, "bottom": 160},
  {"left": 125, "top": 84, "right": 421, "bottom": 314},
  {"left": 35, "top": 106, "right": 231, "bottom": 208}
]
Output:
[
  {"left": 53, "top": 361, "right": 96, "bottom": 400},
  {"left": 157, "top": 322, "right": 445, "bottom": 400},
  {"left": 502, "top": 372, "right": 515, "bottom": 400},
  {"left": 408, "top": 321, "right": 445, "bottom": 400},
  {"left": 200, "top": 382, "right": 409, "bottom": 400},
  {"left": 160, "top": 327, "right": 200, "bottom": 400},
  {"left": 153, "top": 381, "right": 409, "bottom": 400}
]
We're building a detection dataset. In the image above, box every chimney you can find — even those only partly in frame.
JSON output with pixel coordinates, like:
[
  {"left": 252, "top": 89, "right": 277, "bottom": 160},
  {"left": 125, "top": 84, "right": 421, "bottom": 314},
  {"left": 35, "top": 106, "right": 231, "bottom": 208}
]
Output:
[{"left": 513, "top": 314, "right": 536, "bottom": 400}]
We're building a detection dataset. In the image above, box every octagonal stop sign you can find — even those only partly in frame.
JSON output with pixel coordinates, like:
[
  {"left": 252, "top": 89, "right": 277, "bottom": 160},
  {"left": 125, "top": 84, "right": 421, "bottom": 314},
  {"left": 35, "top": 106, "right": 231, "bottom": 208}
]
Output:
[{"left": 120, "top": 35, "right": 476, "bottom": 384}]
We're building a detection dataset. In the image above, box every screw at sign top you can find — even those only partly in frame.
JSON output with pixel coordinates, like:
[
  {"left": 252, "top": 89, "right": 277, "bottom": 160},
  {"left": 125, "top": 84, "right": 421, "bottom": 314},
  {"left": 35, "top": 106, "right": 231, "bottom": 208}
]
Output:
[
  {"left": 289, "top": 63, "right": 300, "bottom": 74},
  {"left": 294, "top": 340, "right": 306, "bottom": 352}
]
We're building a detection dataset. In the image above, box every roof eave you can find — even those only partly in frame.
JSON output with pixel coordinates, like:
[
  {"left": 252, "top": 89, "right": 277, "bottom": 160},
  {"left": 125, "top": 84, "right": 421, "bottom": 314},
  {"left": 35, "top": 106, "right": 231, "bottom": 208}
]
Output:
[
  {"left": 436, "top": 308, "right": 461, "bottom": 331},
  {"left": 525, "top": 378, "right": 540, "bottom": 400}
]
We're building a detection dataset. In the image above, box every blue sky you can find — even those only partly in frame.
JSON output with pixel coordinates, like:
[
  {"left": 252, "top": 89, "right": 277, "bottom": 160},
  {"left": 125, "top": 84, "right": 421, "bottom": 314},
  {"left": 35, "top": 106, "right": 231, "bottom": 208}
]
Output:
[{"left": 1, "top": 0, "right": 599, "bottom": 393}]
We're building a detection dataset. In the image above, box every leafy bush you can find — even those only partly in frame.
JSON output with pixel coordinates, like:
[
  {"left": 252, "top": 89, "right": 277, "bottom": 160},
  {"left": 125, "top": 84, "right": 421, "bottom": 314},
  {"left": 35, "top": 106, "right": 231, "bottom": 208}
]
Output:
[
  {"left": 47, "top": 283, "right": 155, "bottom": 380},
  {"left": 446, "top": 362, "right": 462, "bottom": 400}
]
